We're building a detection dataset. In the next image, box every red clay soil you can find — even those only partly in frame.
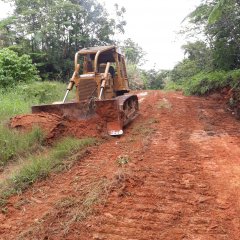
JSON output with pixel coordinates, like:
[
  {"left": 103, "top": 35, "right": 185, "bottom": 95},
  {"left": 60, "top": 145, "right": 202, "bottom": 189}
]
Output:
[
  {"left": 10, "top": 113, "right": 106, "bottom": 141},
  {"left": 1, "top": 90, "right": 240, "bottom": 240}
]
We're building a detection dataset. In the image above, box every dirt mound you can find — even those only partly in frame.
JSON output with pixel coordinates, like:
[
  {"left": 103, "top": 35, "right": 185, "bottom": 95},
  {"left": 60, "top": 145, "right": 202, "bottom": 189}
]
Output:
[{"left": 10, "top": 113, "right": 106, "bottom": 141}]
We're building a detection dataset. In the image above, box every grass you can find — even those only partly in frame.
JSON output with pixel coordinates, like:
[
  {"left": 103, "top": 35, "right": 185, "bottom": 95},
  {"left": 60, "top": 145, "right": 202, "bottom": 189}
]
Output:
[
  {"left": 0, "top": 81, "right": 75, "bottom": 166},
  {"left": 75, "top": 178, "right": 109, "bottom": 221},
  {"left": 164, "top": 69, "right": 240, "bottom": 96},
  {"left": 18, "top": 177, "right": 110, "bottom": 238},
  {"left": 0, "top": 137, "right": 97, "bottom": 207},
  {"left": 0, "top": 126, "right": 44, "bottom": 166},
  {"left": 0, "top": 81, "right": 75, "bottom": 121}
]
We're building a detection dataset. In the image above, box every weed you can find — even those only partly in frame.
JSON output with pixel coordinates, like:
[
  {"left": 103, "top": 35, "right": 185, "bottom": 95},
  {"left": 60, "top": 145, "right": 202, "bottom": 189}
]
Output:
[
  {"left": 117, "top": 155, "right": 130, "bottom": 165},
  {"left": 0, "top": 81, "right": 75, "bottom": 121},
  {"left": 0, "top": 137, "right": 97, "bottom": 205},
  {"left": 55, "top": 197, "right": 77, "bottom": 209},
  {"left": 132, "top": 123, "right": 155, "bottom": 136},
  {"left": 148, "top": 118, "right": 159, "bottom": 124},
  {"left": 75, "top": 178, "right": 109, "bottom": 221},
  {"left": 0, "top": 126, "right": 44, "bottom": 166}
]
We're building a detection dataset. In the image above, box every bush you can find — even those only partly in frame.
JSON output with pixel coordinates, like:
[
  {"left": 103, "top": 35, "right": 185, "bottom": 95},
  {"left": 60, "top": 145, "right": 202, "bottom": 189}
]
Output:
[
  {"left": 183, "top": 71, "right": 228, "bottom": 95},
  {"left": 16, "top": 81, "right": 73, "bottom": 104},
  {"left": 0, "top": 48, "right": 40, "bottom": 88},
  {"left": 166, "top": 69, "right": 240, "bottom": 96},
  {"left": 164, "top": 81, "right": 183, "bottom": 91}
]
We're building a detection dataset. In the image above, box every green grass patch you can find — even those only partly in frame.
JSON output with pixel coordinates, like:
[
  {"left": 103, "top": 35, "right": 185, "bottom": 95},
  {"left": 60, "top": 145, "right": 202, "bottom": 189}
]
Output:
[
  {"left": 0, "top": 137, "right": 97, "bottom": 206},
  {"left": 0, "top": 126, "right": 44, "bottom": 166},
  {"left": 165, "top": 69, "right": 240, "bottom": 96},
  {"left": 0, "top": 81, "right": 75, "bottom": 121}
]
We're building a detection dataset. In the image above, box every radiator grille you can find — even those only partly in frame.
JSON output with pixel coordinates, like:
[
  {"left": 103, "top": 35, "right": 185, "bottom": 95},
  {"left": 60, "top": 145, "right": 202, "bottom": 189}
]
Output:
[{"left": 77, "top": 79, "right": 97, "bottom": 101}]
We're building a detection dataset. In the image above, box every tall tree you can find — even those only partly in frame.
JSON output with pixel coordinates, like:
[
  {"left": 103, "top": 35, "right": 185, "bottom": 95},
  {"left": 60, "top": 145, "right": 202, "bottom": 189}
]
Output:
[
  {"left": 122, "top": 38, "right": 146, "bottom": 66},
  {"left": 0, "top": 0, "right": 126, "bottom": 79},
  {"left": 183, "top": 0, "right": 240, "bottom": 71}
]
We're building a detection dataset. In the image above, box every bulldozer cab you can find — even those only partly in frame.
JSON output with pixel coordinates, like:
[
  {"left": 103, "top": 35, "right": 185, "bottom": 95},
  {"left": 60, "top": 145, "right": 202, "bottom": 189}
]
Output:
[{"left": 72, "top": 46, "right": 130, "bottom": 101}]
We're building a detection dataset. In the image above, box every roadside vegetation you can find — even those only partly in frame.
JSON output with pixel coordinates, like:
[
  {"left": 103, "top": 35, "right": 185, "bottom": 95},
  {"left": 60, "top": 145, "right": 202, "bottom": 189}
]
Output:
[
  {"left": 0, "top": 137, "right": 97, "bottom": 207},
  {"left": 0, "top": 81, "right": 75, "bottom": 121},
  {"left": 0, "top": 126, "right": 44, "bottom": 166},
  {"left": 165, "top": 1, "right": 240, "bottom": 101}
]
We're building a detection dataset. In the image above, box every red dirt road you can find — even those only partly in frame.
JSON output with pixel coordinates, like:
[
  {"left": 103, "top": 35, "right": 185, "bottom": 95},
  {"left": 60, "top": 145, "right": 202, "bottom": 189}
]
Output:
[{"left": 1, "top": 91, "right": 240, "bottom": 239}]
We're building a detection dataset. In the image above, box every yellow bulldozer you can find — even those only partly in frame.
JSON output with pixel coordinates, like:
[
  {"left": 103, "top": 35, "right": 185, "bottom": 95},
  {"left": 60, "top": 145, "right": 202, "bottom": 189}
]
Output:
[{"left": 32, "top": 45, "right": 139, "bottom": 135}]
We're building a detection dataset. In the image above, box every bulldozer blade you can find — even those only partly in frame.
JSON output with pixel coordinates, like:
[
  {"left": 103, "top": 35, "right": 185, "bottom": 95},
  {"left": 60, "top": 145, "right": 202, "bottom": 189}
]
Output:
[
  {"left": 95, "top": 95, "right": 138, "bottom": 136},
  {"left": 95, "top": 99, "right": 124, "bottom": 136},
  {"left": 31, "top": 102, "right": 96, "bottom": 120}
]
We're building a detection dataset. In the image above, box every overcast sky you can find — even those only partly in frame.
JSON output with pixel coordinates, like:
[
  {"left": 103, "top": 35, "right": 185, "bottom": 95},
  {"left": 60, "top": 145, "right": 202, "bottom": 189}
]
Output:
[
  {"left": 0, "top": 0, "right": 202, "bottom": 70},
  {"left": 99, "top": 0, "right": 202, "bottom": 70}
]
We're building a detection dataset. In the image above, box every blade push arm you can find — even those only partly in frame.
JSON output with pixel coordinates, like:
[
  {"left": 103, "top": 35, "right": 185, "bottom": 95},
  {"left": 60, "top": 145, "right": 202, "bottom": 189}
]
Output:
[
  {"left": 99, "top": 62, "right": 110, "bottom": 100},
  {"left": 62, "top": 62, "right": 80, "bottom": 103}
]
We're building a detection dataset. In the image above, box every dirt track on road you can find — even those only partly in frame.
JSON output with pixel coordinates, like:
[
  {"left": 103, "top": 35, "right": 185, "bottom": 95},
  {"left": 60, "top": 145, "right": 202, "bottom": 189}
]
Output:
[{"left": 1, "top": 90, "right": 240, "bottom": 239}]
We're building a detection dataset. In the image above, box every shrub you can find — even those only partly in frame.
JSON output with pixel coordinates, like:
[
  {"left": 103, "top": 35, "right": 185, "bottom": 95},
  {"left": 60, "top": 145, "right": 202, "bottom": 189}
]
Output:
[
  {"left": 165, "top": 69, "right": 240, "bottom": 96},
  {"left": 164, "top": 81, "right": 183, "bottom": 91},
  {"left": 16, "top": 81, "right": 72, "bottom": 104},
  {"left": 0, "top": 48, "right": 40, "bottom": 88},
  {"left": 183, "top": 71, "right": 228, "bottom": 95}
]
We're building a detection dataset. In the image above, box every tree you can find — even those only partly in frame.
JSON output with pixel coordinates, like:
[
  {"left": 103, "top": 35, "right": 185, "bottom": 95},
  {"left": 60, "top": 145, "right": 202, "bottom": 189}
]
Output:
[
  {"left": 208, "top": 0, "right": 228, "bottom": 24},
  {"left": 183, "top": 0, "right": 240, "bottom": 71},
  {"left": 0, "top": 0, "right": 127, "bottom": 80},
  {"left": 142, "top": 69, "right": 167, "bottom": 89},
  {"left": 122, "top": 38, "right": 146, "bottom": 66}
]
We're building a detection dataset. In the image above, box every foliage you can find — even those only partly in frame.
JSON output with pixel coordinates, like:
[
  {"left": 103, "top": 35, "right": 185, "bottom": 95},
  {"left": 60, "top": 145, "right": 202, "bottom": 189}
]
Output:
[
  {"left": 122, "top": 38, "right": 146, "bottom": 66},
  {"left": 126, "top": 64, "right": 146, "bottom": 90},
  {"left": 0, "top": 81, "right": 74, "bottom": 121},
  {"left": 208, "top": 0, "right": 228, "bottom": 24},
  {"left": 184, "top": 0, "right": 240, "bottom": 71},
  {"left": 0, "top": 48, "right": 40, "bottom": 88},
  {"left": 164, "top": 80, "right": 183, "bottom": 91},
  {"left": 142, "top": 69, "right": 167, "bottom": 89},
  {"left": 0, "top": 137, "right": 97, "bottom": 203},
  {"left": 169, "top": 69, "right": 240, "bottom": 96},
  {"left": 16, "top": 81, "right": 75, "bottom": 104},
  {"left": 0, "top": 0, "right": 126, "bottom": 80},
  {"left": 170, "top": 41, "right": 213, "bottom": 83},
  {"left": 127, "top": 65, "right": 167, "bottom": 90},
  {"left": 170, "top": 59, "right": 200, "bottom": 83},
  {"left": 122, "top": 39, "right": 149, "bottom": 90},
  {"left": 0, "top": 126, "right": 44, "bottom": 166},
  {"left": 183, "top": 70, "right": 228, "bottom": 95},
  {"left": 168, "top": 0, "right": 240, "bottom": 98}
]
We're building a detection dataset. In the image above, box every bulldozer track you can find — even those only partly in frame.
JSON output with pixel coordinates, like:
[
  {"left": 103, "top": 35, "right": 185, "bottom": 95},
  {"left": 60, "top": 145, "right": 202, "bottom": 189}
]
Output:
[{"left": 1, "top": 91, "right": 240, "bottom": 239}]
